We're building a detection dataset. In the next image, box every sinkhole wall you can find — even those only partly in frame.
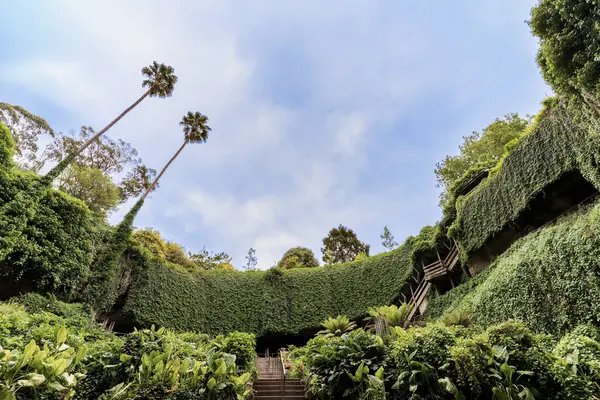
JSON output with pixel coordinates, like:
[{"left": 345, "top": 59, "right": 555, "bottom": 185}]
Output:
[
  {"left": 123, "top": 241, "right": 414, "bottom": 336},
  {"left": 427, "top": 199, "right": 600, "bottom": 335},
  {"left": 450, "top": 104, "right": 600, "bottom": 259}
]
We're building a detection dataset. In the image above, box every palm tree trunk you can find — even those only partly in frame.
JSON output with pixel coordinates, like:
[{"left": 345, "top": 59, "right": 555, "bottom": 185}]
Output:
[
  {"left": 141, "top": 140, "right": 187, "bottom": 201},
  {"left": 44, "top": 89, "right": 150, "bottom": 182}
]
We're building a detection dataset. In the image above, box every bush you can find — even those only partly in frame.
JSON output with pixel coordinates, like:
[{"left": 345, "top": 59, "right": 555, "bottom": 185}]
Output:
[
  {"left": 292, "top": 320, "right": 600, "bottom": 399},
  {"left": 0, "top": 301, "right": 255, "bottom": 399},
  {"left": 301, "top": 329, "right": 387, "bottom": 399},
  {"left": 0, "top": 125, "right": 103, "bottom": 300},
  {"left": 552, "top": 329, "right": 600, "bottom": 399}
]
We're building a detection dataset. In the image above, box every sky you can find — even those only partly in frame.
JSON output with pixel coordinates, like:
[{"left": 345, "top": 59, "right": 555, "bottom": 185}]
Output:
[{"left": 0, "top": 1, "right": 550, "bottom": 269}]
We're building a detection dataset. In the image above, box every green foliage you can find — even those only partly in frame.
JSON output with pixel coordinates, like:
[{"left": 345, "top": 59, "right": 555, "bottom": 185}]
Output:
[
  {"left": 321, "top": 224, "right": 370, "bottom": 264},
  {"left": 58, "top": 164, "right": 122, "bottom": 215},
  {"left": 0, "top": 301, "right": 255, "bottom": 399},
  {"left": 366, "top": 304, "right": 412, "bottom": 337},
  {"left": 317, "top": 315, "right": 357, "bottom": 338},
  {"left": 84, "top": 198, "right": 144, "bottom": 311},
  {"left": 0, "top": 103, "right": 54, "bottom": 171},
  {"left": 530, "top": 0, "right": 600, "bottom": 104},
  {"left": 450, "top": 103, "right": 600, "bottom": 256},
  {"left": 277, "top": 246, "right": 319, "bottom": 269},
  {"left": 293, "top": 321, "right": 598, "bottom": 399},
  {"left": 552, "top": 328, "right": 600, "bottom": 398},
  {"left": 142, "top": 62, "right": 178, "bottom": 98},
  {"left": 432, "top": 200, "right": 600, "bottom": 335},
  {"left": 0, "top": 145, "right": 102, "bottom": 299},
  {"left": 0, "top": 122, "right": 15, "bottom": 169},
  {"left": 124, "top": 241, "right": 414, "bottom": 336},
  {"left": 42, "top": 126, "right": 156, "bottom": 213},
  {"left": 301, "top": 329, "right": 387, "bottom": 399},
  {"left": 380, "top": 226, "right": 398, "bottom": 251},
  {"left": 435, "top": 114, "right": 530, "bottom": 203}
]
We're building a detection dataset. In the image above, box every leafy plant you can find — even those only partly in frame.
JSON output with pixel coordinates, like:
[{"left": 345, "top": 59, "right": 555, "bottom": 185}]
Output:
[
  {"left": 0, "top": 327, "right": 87, "bottom": 400},
  {"left": 347, "top": 362, "right": 386, "bottom": 400},
  {"left": 317, "top": 316, "right": 357, "bottom": 338}
]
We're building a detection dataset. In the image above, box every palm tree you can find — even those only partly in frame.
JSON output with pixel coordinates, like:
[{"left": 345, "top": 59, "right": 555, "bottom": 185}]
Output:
[
  {"left": 45, "top": 61, "right": 177, "bottom": 181},
  {"left": 85, "top": 112, "right": 211, "bottom": 311},
  {"left": 141, "top": 111, "right": 211, "bottom": 200}
]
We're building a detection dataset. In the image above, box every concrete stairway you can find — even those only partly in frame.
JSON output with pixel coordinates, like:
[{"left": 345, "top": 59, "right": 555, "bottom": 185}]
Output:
[{"left": 254, "top": 357, "right": 305, "bottom": 399}]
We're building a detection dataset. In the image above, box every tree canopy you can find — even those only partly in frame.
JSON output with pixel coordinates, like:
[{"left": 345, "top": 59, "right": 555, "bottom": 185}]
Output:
[
  {"left": 277, "top": 247, "right": 320, "bottom": 269},
  {"left": 434, "top": 113, "right": 530, "bottom": 202},
  {"left": 530, "top": 0, "right": 600, "bottom": 105},
  {"left": 321, "top": 225, "right": 370, "bottom": 264}
]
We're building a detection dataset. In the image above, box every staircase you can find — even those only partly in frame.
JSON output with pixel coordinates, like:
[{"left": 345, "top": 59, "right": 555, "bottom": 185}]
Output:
[{"left": 254, "top": 356, "right": 305, "bottom": 399}]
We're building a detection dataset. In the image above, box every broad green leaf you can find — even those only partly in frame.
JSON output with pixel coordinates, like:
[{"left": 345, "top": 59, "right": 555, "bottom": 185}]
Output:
[
  {"left": 56, "top": 327, "right": 68, "bottom": 346},
  {"left": 17, "top": 373, "right": 46, "bottom": 387},
  {"left": 207, "top": 377, "right": 216, "bottom": 390}
]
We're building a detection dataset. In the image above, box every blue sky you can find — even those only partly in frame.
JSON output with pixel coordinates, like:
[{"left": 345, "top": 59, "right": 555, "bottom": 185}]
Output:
[{"left": 0, "top": 1, "right": 549, "bottom": 269}]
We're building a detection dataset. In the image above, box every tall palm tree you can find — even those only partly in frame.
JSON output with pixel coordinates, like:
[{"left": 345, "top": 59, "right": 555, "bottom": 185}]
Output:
[
  {"left": 45, "top": 61, "right": 178, "bottom": 181},
  {"left": 85, "top": 112, "right": 211, "bottom": 311},
  {"left": 141, "top": 111, "right": 211, "bottom": 200}
]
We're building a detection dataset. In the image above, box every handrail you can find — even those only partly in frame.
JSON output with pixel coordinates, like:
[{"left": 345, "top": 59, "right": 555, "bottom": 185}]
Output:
[{"left": 278, "top": 349, "right": 287, "bottom": 399}]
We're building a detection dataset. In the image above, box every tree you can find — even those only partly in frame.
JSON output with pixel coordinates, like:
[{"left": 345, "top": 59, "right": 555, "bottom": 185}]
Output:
[
  {"left": 57, "top": 165, "right": 121, "bottom": 215},
  {"left": 434, "top": 114, "right": 530, "bottom": 201},
  {"left": 132, "top": 229, "right": 168, "bottom": 259},
  {"left": 245, "top": 248, "right": 257, "bottom": 271},
  {"left": 321, "top": 225, "right": 370, "bottom": 264},
  {"left": 277, "top": 247, "right": 319, "bottom": 269},
  {"left": 45, "top": 61, "right": 177, "bottom": 181},
  {"left": 530, "top": 1, "right": 600, "bottom": 106},
  {"left": 86, "top": 112, "right": 211, "bottom": 309},
  {"left": 42, "top": 126, "right": 156, "bottom": 214},
  {"left": 0, "top": 102, "right": 54, "bottom": 171},
  {"left": 380, "top": 226, "right": 398, "bottom": 251},
  {"left": 141, "top": 111, "right": 211, "bottom": 201},
  {"left": 189, "top": 248, "right": 233, "bottom": 271}
]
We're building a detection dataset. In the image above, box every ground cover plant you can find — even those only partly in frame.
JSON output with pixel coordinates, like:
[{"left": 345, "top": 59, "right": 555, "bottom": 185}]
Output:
[
  {"left": 0, "top": 297, "right": 256, "bottom": 399},
  {"left": 427, "top": 199, "right": 600, "bottom": 336}
]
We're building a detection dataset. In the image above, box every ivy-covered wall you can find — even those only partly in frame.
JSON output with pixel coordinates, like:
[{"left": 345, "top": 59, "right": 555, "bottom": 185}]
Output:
[
  {"left": 450, "top": 104, "right": 600, "bottom": 257},
  {"left": 123, "top": 242, "right": 414, "bottom": 336},
  {"left": 427, "top": 200, "right": 600, "bottom": 335}
]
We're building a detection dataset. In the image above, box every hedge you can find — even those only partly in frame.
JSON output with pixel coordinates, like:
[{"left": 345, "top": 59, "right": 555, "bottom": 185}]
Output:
[
  {"left": 0, "top": 122, "right": 103, "bottom": 300},
  {"left": 123, "top": 242, "right": 414, "bottom": 336},
  {"left": 450, "top": 103, "right": 600, "bottom": 256},
  {"left": 429, "top": 200, "right": 600, "bottom": 335}
]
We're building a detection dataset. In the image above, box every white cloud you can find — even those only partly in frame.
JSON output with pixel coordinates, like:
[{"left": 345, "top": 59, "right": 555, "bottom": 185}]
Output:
[
  {"left": 330, "top": 111, "right": 368, "bottom": 157},
  {"left": 0, "top": 0, "right": 548, "bottom": 268}
]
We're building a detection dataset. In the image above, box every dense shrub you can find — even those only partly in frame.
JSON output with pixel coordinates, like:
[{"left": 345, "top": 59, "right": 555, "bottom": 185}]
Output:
[
  {"left": 0, "top": 300, "right": 255, "bottom": 399},
  {"left": 293, "top": 320, "right": 600, "bottom": 399},
  {"left": 0, "top": 122, "right": 103, "bottom": 300},
  {"left": 430, "top": 200, "right": 600, "bottom": 335},
  {"left": 123, "top": 242, "right": 414, "bottom": 336},
  {"left": 300, "top": 329, "right": 387, "bottom": 399}
]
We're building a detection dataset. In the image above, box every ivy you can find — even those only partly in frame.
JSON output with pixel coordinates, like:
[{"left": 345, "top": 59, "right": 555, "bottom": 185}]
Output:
[
  {"left": 123, "top": 242, "right": 415, "bottom": 336},
  {"left": 450, "top": 103, "right": 600, "bottom": 257}
]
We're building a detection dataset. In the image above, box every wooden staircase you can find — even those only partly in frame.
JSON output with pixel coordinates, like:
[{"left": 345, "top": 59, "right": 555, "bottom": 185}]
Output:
[
  {"left": 254, "top": 356, "right": 305, "bottom": 400},
  {"left": 423, "top": 242, "right": 460, "bottom": 282},
  {"left": 405, "top": 242, "right": 461, "bottom": 326}
]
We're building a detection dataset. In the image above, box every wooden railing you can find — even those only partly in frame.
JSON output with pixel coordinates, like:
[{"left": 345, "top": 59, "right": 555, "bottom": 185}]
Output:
[
  {"left": 404, "top": 279, "right": 431, "bottom": 326},
  {"left": 423, "top": 242, "right": 460, "bottom": 282}
]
